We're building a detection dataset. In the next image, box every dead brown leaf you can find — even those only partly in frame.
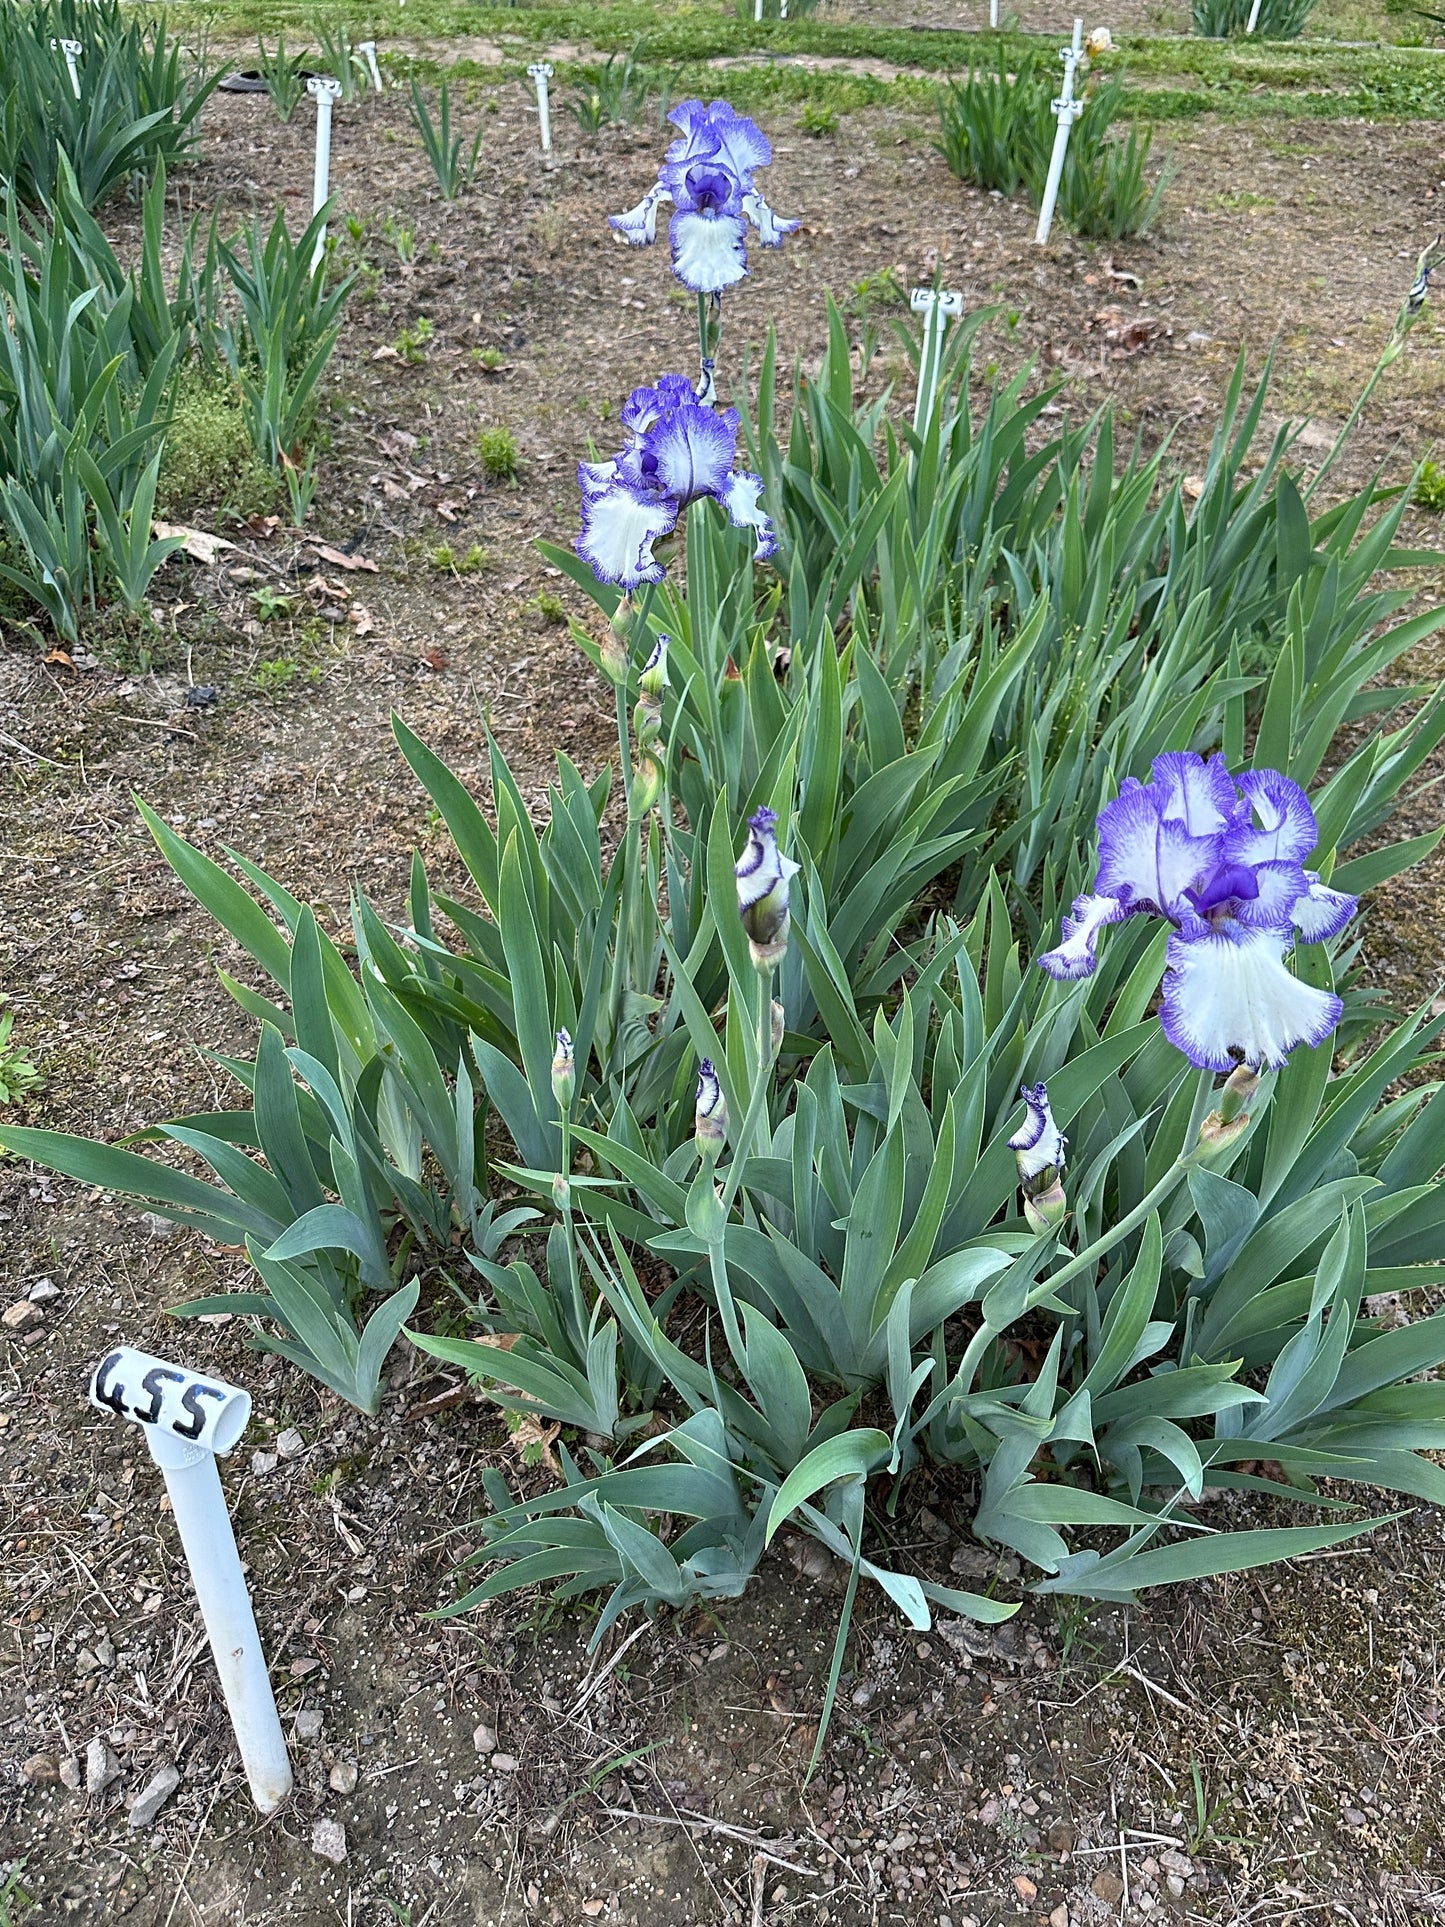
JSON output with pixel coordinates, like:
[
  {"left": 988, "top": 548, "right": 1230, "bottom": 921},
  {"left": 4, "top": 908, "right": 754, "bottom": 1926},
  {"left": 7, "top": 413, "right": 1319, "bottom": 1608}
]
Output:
[
  {"left": 434, "top": 499, "right": 461, "bottom": 523},
  {"left": 377, "top": 428, "right": 418, "bottom": 458},
  {"left": 349, "top": 603, "right": 375, "bottom": 638},
  {"left": 309, "top": 543, "right": 378, "bottom": 574},
  {"left": 153, "top": 522, "right": 240, "bottom": 566}
]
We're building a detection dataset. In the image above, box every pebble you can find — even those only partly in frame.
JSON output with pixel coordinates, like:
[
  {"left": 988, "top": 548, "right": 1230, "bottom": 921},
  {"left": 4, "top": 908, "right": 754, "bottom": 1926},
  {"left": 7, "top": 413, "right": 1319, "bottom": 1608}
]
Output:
[
  {"left": 1092, "top": 1870, "right": 1125, "bottom": 1905},
  {"left": 87, "top": 1737, "right": 121, "bottom": 1794},
  {"left": 1343, "top": 1807, "right": 1367, "bottom": 1828},
  {"left": 311, "top": 1819, "right": 347, "bottom": 1864},
  {"left": 95, "top": 1637, "right": 115, "bottom": 1668},
  {"left": 127, "top": 1763, "right": 180, "bottom": 1828},
  {"left": 276, "top": 1428, "right": 305, "bottom": 1459},
  {"left": 3, "top": 1301, "right": 42, "bottom": 1331},
  {"left": 22, "top": 1753, "right": 60, "bottom": 1785},
  {"left": 472, "top": 1723, "right": 498, "bottom": 1755},
  {"left": 1047, "top": 1819, "right": 1077, "bottom": 1854},
  {"left": 490, "top": 1754, "right": 519, "bottom": 1772},
  {"left": 1166, "top": 1875, "right": 1186, "bottom": 1898},
  {"left": 28, "top": 1279, "right": 59, "bottom": 1302},
  {"left": 1049, "top": 1907, "right": 1070, "bottom": 1927},
  {"left": 60, "top": 1757, "right": 82, "bottom": 1791},
  {"left": 295, "top": 1710, "right": 324, "bottom": 1740},
  {"left": 329, "top": 1761, "right": 359, "bottom": 1794},
  {"left": 250, "top": 1451, "right": 278, "bottom": 1475}
]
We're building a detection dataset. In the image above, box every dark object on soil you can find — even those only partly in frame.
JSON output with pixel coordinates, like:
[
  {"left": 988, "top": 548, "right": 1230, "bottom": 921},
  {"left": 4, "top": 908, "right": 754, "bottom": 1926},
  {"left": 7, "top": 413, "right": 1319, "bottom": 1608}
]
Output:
[
  {"left": 185, "top": 685, "right": 219, "bottom": 708},
  {"left": 219, "top": 68, "right": 321, "bottom": 93}
]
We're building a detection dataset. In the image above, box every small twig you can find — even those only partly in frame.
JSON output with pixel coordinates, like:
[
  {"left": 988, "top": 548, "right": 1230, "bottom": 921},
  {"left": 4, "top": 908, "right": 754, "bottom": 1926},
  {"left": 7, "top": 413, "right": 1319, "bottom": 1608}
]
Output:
[
  {"left": 569, "top": 1620, "right": 652, "bottom": 1720},
  {"left": 1116, "top": 1661, "right": 1195, "bottom": 1715},
  {"left": 597, "top": 1806, "right": 819, "bottom": 1880},
  {"left": 0, "top": 726, "right": 63, "bottom": 767},
  {"left": 750, "top": 1852, "right": 767, "bottom": 1927},
  {"left": 118, "top": 713, "right": 199, "bottom": 739}
]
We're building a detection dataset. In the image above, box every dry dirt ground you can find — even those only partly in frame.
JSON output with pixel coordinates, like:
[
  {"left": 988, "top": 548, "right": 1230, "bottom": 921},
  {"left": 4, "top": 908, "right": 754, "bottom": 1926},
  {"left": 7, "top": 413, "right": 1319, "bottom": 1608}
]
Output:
[{"left": 4, "top": 62, "right": 1445, "bottom": 1927}]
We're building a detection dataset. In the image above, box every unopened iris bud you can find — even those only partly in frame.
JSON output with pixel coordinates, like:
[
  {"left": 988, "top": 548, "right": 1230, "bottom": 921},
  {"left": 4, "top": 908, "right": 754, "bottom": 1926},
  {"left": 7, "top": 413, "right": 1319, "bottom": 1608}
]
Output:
[
  {"left": 770, "top": 999, "right": 785, "bottom": 1059},
  {"left": 551, "top": 1171, "right": 572, "bottom": 1211},
  {"left": 551, "top": 1028, "right": 575, "bottom": 1110},
  {"left": 638, "top": 631, "right": 669, "bottom": 702},
  {"left": 599, "top": 602, "right": 632, "bottom": 685},
  {"left": 1198, "top": 1062, "right": 1259, "bottom": 1156},
  {"left": 695, "top": 1056, "right": 728, "bottom": 1160},
  {"left": 735, "top": 806, "right": 801, "bottom": 973},
  {"left": 1009, "top": 1082, "right": 1068, "bottom": 1233},
  {"left": 628, "top": 753, "right": 663, "bottom": 818}
]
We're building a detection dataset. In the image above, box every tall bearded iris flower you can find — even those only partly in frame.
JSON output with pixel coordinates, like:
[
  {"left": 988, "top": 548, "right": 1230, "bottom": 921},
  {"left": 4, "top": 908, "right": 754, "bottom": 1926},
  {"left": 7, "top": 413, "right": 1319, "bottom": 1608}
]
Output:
[
  {"left": 1037, "top": 753, "right": 1357, "bottom": 1073},
  {"left": 610, "top": 98, "right": 799, "bottom": 295},
  {"left": 577, "top": 373, "right": 775, "bottom": 590}
]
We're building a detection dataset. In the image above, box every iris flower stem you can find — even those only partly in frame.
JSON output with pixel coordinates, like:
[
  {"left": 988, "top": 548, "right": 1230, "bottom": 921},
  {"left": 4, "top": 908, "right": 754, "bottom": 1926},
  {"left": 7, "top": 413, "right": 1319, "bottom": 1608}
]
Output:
[
  {"left": 719, "top": 963, "right": 777, "bottom": 1217},
  {"left": 953, "top": 1070, "right": 1216, "bottom": 1401},
  {"left": 555, "top": 1109, "right": 587, "bottom": 1358}
]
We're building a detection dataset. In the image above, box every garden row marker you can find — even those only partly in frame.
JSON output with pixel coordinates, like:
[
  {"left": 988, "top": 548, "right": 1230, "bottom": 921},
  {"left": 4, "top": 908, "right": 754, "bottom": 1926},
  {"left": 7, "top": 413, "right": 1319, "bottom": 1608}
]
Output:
[
  {"left": 51, "top": 35, "right": 83, "bottom": 98},
  {"left": 528, "top": 62, "right": 553, "bottom": 153},
  {"left": 359, "top": 39, "right": 383, "bottom": 92},
  {"left": 754, "top": 0, "right": 763, "bottom": 19},
  {"left": 308, "top": 75, "right": 343, "bottom": 271},
  {"left": 1034, "top": 17, "right": 1085, "bottom": 248},
  {"left": 88, "top": 1347, "right": 293, "bottom": 1815},
  {"left": 1245, "top": 0, "right": 1263, "bottom": 27},
  {"left": 990, "top": 0, "right": 999, "bottom": 25},
  {"left": 910, "top": 287, "right": 964, "bottom": 436}
]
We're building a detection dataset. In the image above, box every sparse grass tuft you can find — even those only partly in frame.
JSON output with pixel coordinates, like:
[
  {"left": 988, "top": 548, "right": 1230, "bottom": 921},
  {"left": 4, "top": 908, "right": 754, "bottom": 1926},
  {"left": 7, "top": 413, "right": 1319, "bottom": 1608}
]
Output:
[
  {"left": 478, "top": 425, "right": 520, "bottom": 482},
  {"left": 157, "top": 371, "right": 277, "bottom": 520}
]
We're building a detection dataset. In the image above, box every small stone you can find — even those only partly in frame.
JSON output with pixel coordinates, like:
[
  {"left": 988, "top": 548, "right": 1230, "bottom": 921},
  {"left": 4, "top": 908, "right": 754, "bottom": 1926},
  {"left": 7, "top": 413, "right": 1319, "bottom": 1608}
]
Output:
[
  {"left": 140, "top": 1212, "right": 176, "bottom": 1240},
  {"left": 490, "top": 1754, "right": 519, "bottom": 1772},
  {"left": 95, "top": 1637, "right": 116, "bottom": 1668},
  {"left": 1047, "top": 1819, "right": 1077, "bottom": 1855},
  {"left": 295, "top": 1710, "right": 323, "bottom": 1740},
  {"left": 3, "top": 1301, "right": 42, "bottom": 1331},
  {"left": 1092, "top": 1870, "right": 1125, "bottom": 1905},
  {"left": 250, "top": 1451, "right": 278, "bottom": 1476},
  {"left": 311, "top": 1819, "right": 347, "bottom": 1864},
  {"left": 28, "top": 1279, "right": 59, "bottom": 1302},
  {"left": 976, "top": 1797, "right": 1000, "bottom": 1825},
  {"left": 128, "top": 1762, "right": 180, "bottom": 1828},
  {"left": 86, "top": 1737, "right": 120, "bottom": 1794},
  {"left": 472, "top": 1723, "right": 498, "bottom": 1755},
  {"left": 276, "top": 1428, "right": 305, "bottom": 1459},
  {"left": 290, "top": 1657, "right": 320, "bottom": 1678},
  {"left": 22, "top": 1753, "right": 60, "bottom": 1784},
  {"left": 1012, "top": 1875, "right": 1037, "bottom": 1902},
  {"left": 1165, "top": 1875, "right": 1185, "bottom": 1898},
  {"left": 75, "top": 1649, "right": 100, "bottom": 1676},
  {"left": 60, "top": 1757, "right": 82, "bottom": 1791},
  {"left": 329, "top": 1761, "right": 359, "bottom": 1794},
  {"left": 1049, "top": 1907, "right": 1070, "bottom": 1927},
  {"left": 1343, "top": 1807, "right": 1367, "bottom": 1828}
]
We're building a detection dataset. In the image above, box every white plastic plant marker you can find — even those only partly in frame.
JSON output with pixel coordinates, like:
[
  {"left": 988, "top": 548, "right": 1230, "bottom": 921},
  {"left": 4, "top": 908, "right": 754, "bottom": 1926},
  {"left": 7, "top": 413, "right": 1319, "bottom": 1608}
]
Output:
[
  {"left": 52, "top": 36, "right": 84, "bottom": 98},
  {"left": 909, "top": 287, "right": 964, "bottom": 436},
  {"left": 308, "top": 76, "right": 343, "bottom": 271},
  {"left": 88, "top": 1347, "right": 292, "bottom": 1815},
  {"left": 527, "top": 62, "right": 554, "bottom": 153},
  {"left": 1034, "top": 18, "right": 1085, "bottom": 247},
  {"left": 990, "top": 0, "right": 999, "bottom": 24},
  {"left": 755, "top": 0, "right": 763, "bottom": 19},
  {"left": 358, "top": 39, "right": 382, "bottom": 91},
  {"left": 1245, "top": 0, "right": 1263, "bottom": 27}
]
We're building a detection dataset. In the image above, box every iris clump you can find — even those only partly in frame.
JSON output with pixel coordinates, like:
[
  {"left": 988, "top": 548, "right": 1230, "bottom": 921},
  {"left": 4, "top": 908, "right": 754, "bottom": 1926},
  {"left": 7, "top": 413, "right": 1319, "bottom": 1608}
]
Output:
[
  {"left": 576, "top": 373, "right": 774, "bottom": 588},
  {"left": 610, "top": 98, "right": 799, "bottom": 294},
  {"left": 1039, "top": 753, "right": 1356, "bottom": 1071}
]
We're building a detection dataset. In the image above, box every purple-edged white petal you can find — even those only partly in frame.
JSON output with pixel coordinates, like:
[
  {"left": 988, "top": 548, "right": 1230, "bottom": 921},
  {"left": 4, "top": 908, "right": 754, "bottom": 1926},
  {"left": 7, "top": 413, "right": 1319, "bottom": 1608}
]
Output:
[
  {"left": 1095, "top": 781, "right": 1219, "bottom": 918},
  {"left": 577, "top": 456, "right": 618, "bottom": 503},
  {"left": 1037, "top": 892, "right": 1127, "bottom": 980},
  {"left": 1008, "top": 1082, "right": 1066, "bottom": 1180},
  {"left": 1159, "top": 920, "right": 1343, "bottom": 1072},
  {"left": 665, "top": 98, "right": 772, "bottom": 184},
  {"left": 1224, "top": 858, "right": 1311, "bottom": 931},
  {"left": 718, "top": 469, "right": 777, "bottom": 560},
  {"left": 609, "top": 182, "right": 671, "bottom": 247},
  {"left": 577, "top": 483, "right": 677, "bottom": 590},
  {"left": 736, "top": 805, "right": 800, "bottom": 951},
  {"left": 1228, "top": 768, "right": 1319, "bottom": 866},
  {"left": 668, "top": 207, "right": 748, "bottom": 293},
  {"left": 1150, "top": 751, "right": 1238, "bottom": 837},
  {"left": 645, "top": 396, "right": 740, "bottom": 500},
  {"left": 741, "top": 189, "right": 800, "bottom": 248},
  {"left": 1293, "top": 871, "right": 1358, "bottom": 942}
]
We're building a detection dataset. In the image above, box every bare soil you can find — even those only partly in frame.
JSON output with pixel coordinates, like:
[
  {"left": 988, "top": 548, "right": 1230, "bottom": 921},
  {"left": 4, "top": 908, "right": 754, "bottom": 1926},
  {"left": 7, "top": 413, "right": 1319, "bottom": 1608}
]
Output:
[{"left": 4, "top": 69, "right": 1445, "bottom": 1927}]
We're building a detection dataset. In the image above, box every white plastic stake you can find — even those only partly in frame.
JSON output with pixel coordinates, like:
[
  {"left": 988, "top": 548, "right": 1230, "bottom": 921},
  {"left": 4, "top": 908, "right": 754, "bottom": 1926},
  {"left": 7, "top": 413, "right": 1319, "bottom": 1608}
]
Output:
[
  {"left": 754, "top": 0, "right": 763, "bottom": 19},
  {"left": 1245, "top": 0, "right": 1263, "bottom": 27},
  {"left": 308, "top": 76, "right": 343, "bottom": 271},
  {"left": 52, "top": 36, "right": 83, "bottom": 98},
  {"left": 1034, "top": 18, "right": 1085, "bottom": 247},
  {"left": 909, "top": 287, "right": 964, "bottom": 436},
  {"left": 990, "top": 0, "right": 999, "bottom": 24},
  {"left": 89, "top": 1347, "right": 292, "bottom": 1815},
  {"left": 527, "top": 62, "right": 553, "bottom": 153},
  {"left": 358, "top": 39, "right": 382, "bottom": 91}
]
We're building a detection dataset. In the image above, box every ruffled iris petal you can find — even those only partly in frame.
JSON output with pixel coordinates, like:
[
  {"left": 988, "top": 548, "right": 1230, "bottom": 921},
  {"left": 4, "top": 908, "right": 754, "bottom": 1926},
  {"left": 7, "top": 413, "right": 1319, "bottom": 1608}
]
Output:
[
  {"left": 1293, "top": 871, "right": 1358, "bottom": 942},
  {"left": 741, "top": 189, "right": 801, "bottom": 247},
  {"left": 1008, "top": 1083, "right": 1066, "bottom": 1179},
  {"left": 1095, "top": 781, "right": 1220, "bottom": 916},
  {"left": 609, "top": 183, "right": 671, "bottom": 247},
  {"left": 1159, "top": 921, "right": 1343, "bottom": 1072},
  {"left": 577, "top": 484, "right": 677, "bottom": 590},
  {"left": 1037, "top": 892, "right": 1127, "bottom": 980},
  {"left": 1150, "top": 750, "right": 1239, "bottom": 837},
  {"left": 1229, "top": 767, "right": 1319, "bottom": 866},
  {"left": 1226, "top": 859, "right": 1312, "bottom": 931},
  {"left": 719, "top": 469, "right": 777, "bottom": 560},
  {"left": 646, "top": 398, "right": 740, "bottom": 500},
  {"left": 668, "top": 207, "right": 749, "bottom": 292},
  {"left": 667, "top": 98, "right": 772, "bottom": 181}
]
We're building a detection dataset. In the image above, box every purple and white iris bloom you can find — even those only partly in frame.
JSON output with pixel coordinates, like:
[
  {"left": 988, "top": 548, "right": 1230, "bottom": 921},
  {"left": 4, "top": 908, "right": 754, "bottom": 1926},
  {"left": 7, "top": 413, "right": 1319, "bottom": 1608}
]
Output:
[
  {"left": 1008, "top": 1084, "right": 1066, "bottom": 1183},
  {"left": 610, "top": 99, "right": 799, "bottom": 295},
  {"left": 736, "top": 806, "right": 800, "bottom": 969},
  {"left": 1037, "top": 753, "right": 1357, "bottom": 1073},
  {"left": 577, "top": 374, "right": 775, "bottom": 590}
]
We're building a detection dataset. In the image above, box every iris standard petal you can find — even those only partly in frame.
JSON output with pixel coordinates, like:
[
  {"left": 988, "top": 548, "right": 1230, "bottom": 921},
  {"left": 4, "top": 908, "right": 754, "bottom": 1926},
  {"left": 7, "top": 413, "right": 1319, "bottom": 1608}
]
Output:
[
  {"left": 1150, "top": 750, "right": 1239, "bottom": 837},
  {"left": 1159, "top": 921, "right": 1343, "bottom": 1072},
  {"left": 645, "top": 395, "right": 740, "bottom": 500},
  {"left": 609, "top": 182, "right": 671, "bottom": 247},
  {"left": 1229, "top": 767, "right": 1319, "bottom": 866},
  {"left": 718, "top": 469, "right": 777, "bottom": 559},
  {"left": 668, "top": 207, "right": 749, "bottom": 292},
  {"left": 697, "top": 100, "right": 773, "bottom": 179},
  {"left": 1036, "top": 892, "right": 1127, "bottom": 980},
  {"left": 1292, "top": 871, "right": 1359, "bottom": 941},
  {"left": 577, "top": 483, "right": 677, "bottom": 590},
  {"left": 1095, "top": 782, "right": 1220, "bottom": 917}
]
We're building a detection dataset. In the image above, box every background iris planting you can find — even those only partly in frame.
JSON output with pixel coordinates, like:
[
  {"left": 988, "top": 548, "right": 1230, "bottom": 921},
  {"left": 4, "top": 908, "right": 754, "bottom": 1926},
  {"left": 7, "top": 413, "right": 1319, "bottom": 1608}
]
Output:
[{"left": 6, "top": 80, "right": 1445, "bottom": 1769}]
